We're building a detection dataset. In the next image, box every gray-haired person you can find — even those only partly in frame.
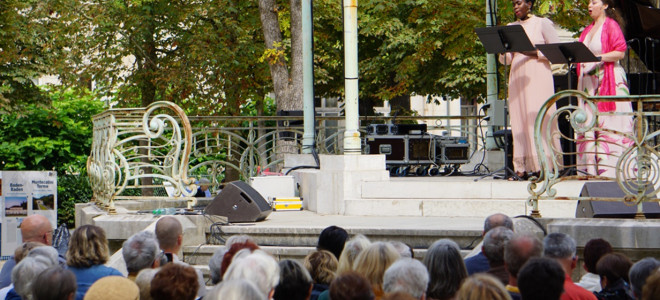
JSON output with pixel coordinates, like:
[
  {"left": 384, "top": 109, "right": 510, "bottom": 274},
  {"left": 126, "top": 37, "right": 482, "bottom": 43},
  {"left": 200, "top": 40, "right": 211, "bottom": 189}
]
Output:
[
  {"left": 628, "top": 257, "right": 660, "bottom": 299},
  {"left": 383, "top": 258, "right": 429, "bottom": 300},
  {"left": 122, "top": 231, "right": 160, "bottom": 280},
  {"left": 543, "top": 232, "right": 596, "bottom": 300}
]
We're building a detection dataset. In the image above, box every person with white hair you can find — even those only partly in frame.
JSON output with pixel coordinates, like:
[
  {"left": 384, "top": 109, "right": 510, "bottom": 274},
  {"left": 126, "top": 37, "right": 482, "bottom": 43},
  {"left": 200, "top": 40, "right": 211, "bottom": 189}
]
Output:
[
  {"left": 206, "top": 279, "right": 266, "bottom": 300},
  {"left": 223, "top": 249, "right": 280, "bottom": 299},
  {"left": 389, "top": 241, "right": 414, "bottom": 258},
  {"left": 336, "top": 234, "right": 371, "bottom": 275},
  {"left": 8, "top": 255, "right": 58, "bottom": 300},
  {"left": 383, "top": 258, "right": 429, "bottom": 300},
  {"left": 122, "top": 231, "right": 160, "bottom": 280}
]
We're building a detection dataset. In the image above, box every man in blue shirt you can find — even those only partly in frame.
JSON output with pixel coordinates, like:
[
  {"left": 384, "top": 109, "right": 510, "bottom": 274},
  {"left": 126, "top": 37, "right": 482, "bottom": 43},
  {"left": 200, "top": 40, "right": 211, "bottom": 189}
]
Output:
[{"left": 464, "top": 213, "right": 514, "bottom": 275}]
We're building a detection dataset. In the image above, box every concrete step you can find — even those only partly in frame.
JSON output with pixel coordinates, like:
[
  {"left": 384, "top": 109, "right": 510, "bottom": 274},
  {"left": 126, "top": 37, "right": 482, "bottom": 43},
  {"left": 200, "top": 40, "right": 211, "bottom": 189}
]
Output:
[{"left": 202, "top": 212, "right": 483, "bottom": 249}]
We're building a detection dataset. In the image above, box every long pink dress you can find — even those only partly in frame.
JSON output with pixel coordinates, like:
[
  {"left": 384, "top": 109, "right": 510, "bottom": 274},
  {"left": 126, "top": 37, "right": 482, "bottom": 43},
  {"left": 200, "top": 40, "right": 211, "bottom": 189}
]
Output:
[
  {"left": 576, "top": 19, "right": 634, "bottom": 177},
  {"left": 501, "top": 15, "right": 560, "bottom": 173}
]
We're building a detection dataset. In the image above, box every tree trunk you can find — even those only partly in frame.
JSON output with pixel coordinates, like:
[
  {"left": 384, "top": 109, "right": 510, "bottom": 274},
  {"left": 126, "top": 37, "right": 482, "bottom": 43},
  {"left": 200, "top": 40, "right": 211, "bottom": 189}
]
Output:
[
  {"left": 259, "top": 0, "right": 305, "bottom": 169},
  {"left": 136, "top": 16, "right": 158, "bottom": 196}
]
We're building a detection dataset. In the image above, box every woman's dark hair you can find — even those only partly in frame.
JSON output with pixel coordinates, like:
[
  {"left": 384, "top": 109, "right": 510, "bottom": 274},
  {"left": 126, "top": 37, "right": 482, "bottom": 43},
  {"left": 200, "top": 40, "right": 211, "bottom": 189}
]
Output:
[
  {"left": 601, "top": 0, "right": 626, "bottom": 31},
  {"left": 31, "top": 266, "right": 77, "bottom": 300},
  {"left": 524, "top": 0, "right": 535, "bottom": 11},
  {"left": 273, "top": 260, "right": 313, "bottom": 300},
  {"left": 596, "top": 252, "right": 633, "bottom": 285}
]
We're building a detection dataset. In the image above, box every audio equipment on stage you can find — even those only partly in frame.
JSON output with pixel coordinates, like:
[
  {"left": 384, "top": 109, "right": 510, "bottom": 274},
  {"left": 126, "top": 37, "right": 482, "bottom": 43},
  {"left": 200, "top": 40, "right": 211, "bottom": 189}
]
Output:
[
  {"left": 204, "top": 181, "right": 272, "bottom": 222},
  {"left": 576, "top": 182, "right": 660, "bottom": 218}
]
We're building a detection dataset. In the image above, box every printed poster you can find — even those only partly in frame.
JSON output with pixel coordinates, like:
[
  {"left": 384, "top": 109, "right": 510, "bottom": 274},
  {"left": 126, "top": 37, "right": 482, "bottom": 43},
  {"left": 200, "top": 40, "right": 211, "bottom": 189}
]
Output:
[{"left": 1, "top": 171, "right": 57, "bottom": 256}]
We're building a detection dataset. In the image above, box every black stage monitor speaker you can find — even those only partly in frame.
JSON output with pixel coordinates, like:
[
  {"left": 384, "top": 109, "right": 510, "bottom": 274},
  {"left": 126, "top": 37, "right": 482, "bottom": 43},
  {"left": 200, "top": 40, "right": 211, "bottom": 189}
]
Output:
[
  {"left": 576, "top": 182, "right": 660, "bottom": 218},
  {"left": 205, "top": 181, "right": 272, "bottom": 222}
]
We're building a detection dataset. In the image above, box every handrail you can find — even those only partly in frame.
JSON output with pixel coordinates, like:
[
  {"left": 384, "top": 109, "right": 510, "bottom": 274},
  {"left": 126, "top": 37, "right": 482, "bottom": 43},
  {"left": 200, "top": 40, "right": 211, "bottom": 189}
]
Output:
[{"left": 528, "top": 90, "right": 660, "bottom": 218}]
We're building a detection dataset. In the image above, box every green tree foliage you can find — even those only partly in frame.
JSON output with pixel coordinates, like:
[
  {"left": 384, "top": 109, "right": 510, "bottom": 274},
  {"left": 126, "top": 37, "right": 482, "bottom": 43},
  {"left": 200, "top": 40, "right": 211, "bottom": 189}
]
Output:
[
  {"left": 0, "top": 88, "right": 103, "bottom": 226},
  {"left": 51, "top": 0, "right": 272, "bottom": 116},
  {"left": 0, "top": 88, "right": 103, "bottom": 172},
  {"left": 0, "top": 0, "right": 63, "bottom": 113}
]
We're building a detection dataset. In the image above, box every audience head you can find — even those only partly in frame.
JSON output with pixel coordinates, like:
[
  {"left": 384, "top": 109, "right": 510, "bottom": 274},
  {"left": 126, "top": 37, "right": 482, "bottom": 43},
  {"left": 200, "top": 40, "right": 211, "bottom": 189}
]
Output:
[
  {"left": 504, "top": 233, "right": 543, "bottom": 279},
  {"left": 122, "top": 230, "right": 159, "bottom": 274},
  {"left": 456, "top": 273, "right": 512, "bottom": 300},
  {"left": 303, "top": 250, "right": 338, "bottom": 285},
  {"left": 329, "top": 271, "right": 374, "bottom": 300},
  {"left": 484, "top": 213, "right": 514, "bottom": 234},
  {"left": 517, "top": 257, "right": 565, "bottom": 300},
  {"left": 66, "top": 224, "right": 110, "bottom": 268},
  {"left": 84, "top": 276, "right": 139, "bottom": 300},
  {"left": 12, "top": 255, "right": 58, "bottom": 299},
  {"left": 20, "top": 214, "right": 53, "bottom": 245},
  {"left": 353, "top": 241, "right": 401, "bottom": 292},
  {"left": 543, "top": 232, "right": 576, "bottom": 260},
  {"left": 382, "top": 292, "right": 417, "bottom": 300},
  {"left": 596, "top": 252, "right": 632, "bottom": 287},
  {"left": 27, "top": 245, "right": 59, "bottom": 266},
  {"left": 317, "top": 225, "right": 349, "bottom": 259},
  {"left": 206, "top": 279, "right": 266, "bottom": 300},
  {"left": 423, "top": 239, "right": 468, "bottom": 300},
  {"left": 225, "top": 234, "right": 257, "bottom": 248},
  {"left": 155, "top": 216, "right": 183, "bottom": 253},
  {"left": 583, "top": 238, "right": 613, "bottom": 274},
  {"left": 14, "top": 241, "right": 46, "bottom": 264},
  {"left": 32, "top": 266, "right": 77, "bottom": 300},
  {"left": 150, "top": 263, "right": 199, "bottom": 300},
  {"left": 273, "top": 259, "right": 313, "bottom": 300},
  {"left": 641, "top": 271, "right": 660, "bottom": 300},
  {"left": 383, "top": 258, "right": 429, "bottom": 299},
  {"left": 209, "top": 247, "right": 227, "bottom": 284},
  {"left": 390, "top": 241, "right": 414, "bottom": 258},
  {"left": 482, "top": 226, "right": 514, "bottom": 266},
  {"left": 629, "top": 257, "right": 660, "bottom": 298},
  {"left": 223, "top": 249, "right": 280, "bottom": 298},
  {"left": 135, "top": 268, "right": 159, "bottom": 300},
  {"left": 220, "top": 240, "right": 260, "bottom": 279},
  {"left": 337, "top": 234, "right": 371, "bottom": 274}
]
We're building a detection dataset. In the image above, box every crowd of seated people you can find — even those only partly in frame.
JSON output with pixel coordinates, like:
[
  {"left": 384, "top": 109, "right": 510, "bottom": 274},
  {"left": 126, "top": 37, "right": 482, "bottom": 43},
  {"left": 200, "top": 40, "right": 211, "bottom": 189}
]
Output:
[{"left": 1, "top": 213, "right": 659, "bottom": 300}]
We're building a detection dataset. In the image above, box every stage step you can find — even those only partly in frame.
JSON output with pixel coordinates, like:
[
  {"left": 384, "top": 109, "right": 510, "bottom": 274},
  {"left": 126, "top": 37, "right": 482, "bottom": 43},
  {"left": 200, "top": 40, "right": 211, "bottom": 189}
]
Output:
[{"left": 343, "top": 177, "right": 586, "bottom": 218}]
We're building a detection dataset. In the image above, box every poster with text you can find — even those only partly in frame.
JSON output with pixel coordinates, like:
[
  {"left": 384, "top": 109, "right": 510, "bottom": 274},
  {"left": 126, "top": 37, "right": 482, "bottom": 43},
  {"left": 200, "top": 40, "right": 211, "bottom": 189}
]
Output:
[{"left": 1, "top": 171, "right": 57, "bottom": 256}]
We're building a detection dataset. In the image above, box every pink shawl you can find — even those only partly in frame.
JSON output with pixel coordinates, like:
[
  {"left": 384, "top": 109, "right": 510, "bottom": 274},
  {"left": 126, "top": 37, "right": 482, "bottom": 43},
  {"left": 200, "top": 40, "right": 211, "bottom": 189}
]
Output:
[{"left": 577, "top": 17, "right": 627, "bottom": 112}]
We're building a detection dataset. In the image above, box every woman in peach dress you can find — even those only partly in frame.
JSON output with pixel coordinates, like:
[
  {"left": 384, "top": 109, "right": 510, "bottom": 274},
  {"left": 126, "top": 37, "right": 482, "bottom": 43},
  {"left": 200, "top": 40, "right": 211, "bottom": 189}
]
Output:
[{"left": 500, "top": 0, "right": 560, "bottom": 179}]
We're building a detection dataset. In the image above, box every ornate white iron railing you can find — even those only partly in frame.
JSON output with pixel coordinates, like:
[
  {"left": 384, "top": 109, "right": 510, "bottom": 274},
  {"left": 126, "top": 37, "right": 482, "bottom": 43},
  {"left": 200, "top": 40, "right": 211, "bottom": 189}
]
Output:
[
  {"left": 87, "top": 101, "right": 485, "bottom": 212},
  {"left": 528, "top": 90, "right": 660, "bottom": 218}
]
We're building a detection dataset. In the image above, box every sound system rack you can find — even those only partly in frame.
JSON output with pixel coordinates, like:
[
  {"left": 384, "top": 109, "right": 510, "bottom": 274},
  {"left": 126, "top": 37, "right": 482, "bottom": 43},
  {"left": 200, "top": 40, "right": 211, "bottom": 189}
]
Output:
[{"left": 364, "top": 124, "right": 470, "bottom": 176}]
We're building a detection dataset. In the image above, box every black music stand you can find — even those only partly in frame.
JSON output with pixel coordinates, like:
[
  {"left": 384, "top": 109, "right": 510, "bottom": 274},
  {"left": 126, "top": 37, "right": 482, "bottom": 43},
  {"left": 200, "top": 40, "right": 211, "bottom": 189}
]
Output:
[
  {"left": 536, "top": 42, "right": 600, "bottom": 176},
  {"left": 536, "top": 42, "right": 600, "bottom": 90},
  {"left": 475, "top": 25, "right": 535, "bottom": 181}
]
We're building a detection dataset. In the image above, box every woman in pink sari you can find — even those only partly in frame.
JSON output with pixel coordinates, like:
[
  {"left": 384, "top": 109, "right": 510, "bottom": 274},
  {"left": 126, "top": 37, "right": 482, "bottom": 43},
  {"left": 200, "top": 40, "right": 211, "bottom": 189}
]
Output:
[{"left": 576, "top": 0, "right": 634, "bottom": 177}]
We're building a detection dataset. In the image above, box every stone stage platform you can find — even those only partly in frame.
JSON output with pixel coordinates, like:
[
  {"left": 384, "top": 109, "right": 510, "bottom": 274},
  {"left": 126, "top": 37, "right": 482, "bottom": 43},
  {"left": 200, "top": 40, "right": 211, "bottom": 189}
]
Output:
[{"left": 76, "top": 175, "right": 660, "bottom": 283}]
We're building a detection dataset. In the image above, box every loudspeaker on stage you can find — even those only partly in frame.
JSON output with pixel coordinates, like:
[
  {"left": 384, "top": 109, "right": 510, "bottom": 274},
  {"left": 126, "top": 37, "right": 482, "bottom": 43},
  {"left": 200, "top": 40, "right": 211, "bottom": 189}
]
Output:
[
  {"left": 576, "top": 182, "right": 660, "bottom": 218},
  {"left": 204, "top": 181, "right": 272, "bottom": 223}
]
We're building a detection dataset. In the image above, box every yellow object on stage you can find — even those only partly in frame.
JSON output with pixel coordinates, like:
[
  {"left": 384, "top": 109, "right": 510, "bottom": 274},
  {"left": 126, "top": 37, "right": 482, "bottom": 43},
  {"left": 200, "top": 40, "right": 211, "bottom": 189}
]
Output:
[{"left": 272, "top": 197, "right": 303, "bottom": 211}]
